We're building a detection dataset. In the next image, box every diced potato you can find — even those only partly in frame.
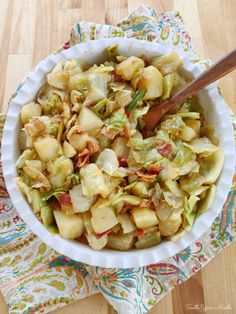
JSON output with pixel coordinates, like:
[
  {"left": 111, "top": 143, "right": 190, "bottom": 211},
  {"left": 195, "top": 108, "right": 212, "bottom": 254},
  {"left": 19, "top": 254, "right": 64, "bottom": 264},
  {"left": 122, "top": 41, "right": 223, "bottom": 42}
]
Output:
[
  {"left": 111, "top": 137, "right": 129, "bottom": 157},
  {"left": 78, "top": 107, "right": 104, "bottom": 132},
  {"left": 159, "top": 210, "right": 182, "bottom": 236},
  {"left": 178, "top": 126, "right": 196, "bottom": 142},
  {"left": 90, "top": 204, "right": 118, "bottom": 234},
  {"left": 132, "top": 207, "right": 158, "bottom": 229},
  {"left": 107, "top": 232, "right": 135, "bottom": 250},
  {"left": 138, "top": 66, "right": 163, "bottom": 100},
  {"left": 86, "top": 233, "right": 108, "bottom": 250},
  {"left": 116, "top": 56, "right": 144, "bottom": 81},
  {"left": 115, "top": 90, "right": 133, "bottom": 108},
  {"left": 131, "top": 181, "right": 149, "bottom": 198},
  {"left": 82, "top": 211, "right": 94, "bottom": 235},
  {"left": 34, "top": 137, "right": 59, "bottom": 162},
  {"left": 54, "top": 210, "right": 83, "bottom": 239},
  {"left": 21, "top": 102, "right": 42, "bottom": 125},
  {"left": 69, "top": 133, "right": 89, "bottom": 152},
  {"left": 135, "top": 230, "right": 161, "bottom": 249},
  {"left": 63, "top": 141, "right": 77, "bottom": 158},
  {"left": 117, "top": 213, "right": 137, "bottom": 233},
  {"left": 184, "top": 119, "right": 201, "bottom": 135}
]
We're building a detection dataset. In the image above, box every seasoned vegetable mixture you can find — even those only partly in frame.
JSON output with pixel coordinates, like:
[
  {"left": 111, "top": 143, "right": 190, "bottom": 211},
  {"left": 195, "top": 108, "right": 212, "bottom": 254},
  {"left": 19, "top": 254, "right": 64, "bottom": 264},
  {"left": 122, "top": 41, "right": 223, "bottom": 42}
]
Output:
[{"left": 16, "top": 45, "right": 224, "bottom": 250}]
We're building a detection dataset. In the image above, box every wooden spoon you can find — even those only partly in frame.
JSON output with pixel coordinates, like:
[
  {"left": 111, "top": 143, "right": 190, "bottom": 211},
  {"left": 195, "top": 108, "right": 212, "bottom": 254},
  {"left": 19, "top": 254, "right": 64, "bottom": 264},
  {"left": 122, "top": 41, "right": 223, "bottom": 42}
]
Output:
[{"left": 143, "top": 49, "right": 236, "bottom": 130}]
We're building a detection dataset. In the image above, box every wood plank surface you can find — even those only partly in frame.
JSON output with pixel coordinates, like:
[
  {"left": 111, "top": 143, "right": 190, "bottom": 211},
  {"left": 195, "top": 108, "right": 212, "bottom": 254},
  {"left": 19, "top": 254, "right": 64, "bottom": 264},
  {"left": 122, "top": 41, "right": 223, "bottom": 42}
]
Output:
[{"left": 0, "top": 0, "right": 235, "bottom": 313}]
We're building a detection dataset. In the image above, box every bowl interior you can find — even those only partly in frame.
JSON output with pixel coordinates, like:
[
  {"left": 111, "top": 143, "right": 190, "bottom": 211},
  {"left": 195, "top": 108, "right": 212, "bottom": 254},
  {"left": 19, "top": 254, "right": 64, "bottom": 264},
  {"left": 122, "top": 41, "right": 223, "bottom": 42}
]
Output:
[{"left": 2, "top": 38, "right": 235, "bottom": 267}]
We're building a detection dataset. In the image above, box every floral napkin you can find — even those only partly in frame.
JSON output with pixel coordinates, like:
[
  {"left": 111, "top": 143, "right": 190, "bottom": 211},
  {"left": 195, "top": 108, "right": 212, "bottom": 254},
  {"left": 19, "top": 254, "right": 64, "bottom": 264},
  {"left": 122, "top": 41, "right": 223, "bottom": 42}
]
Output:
[{"left": 0, "top": 5, "right": 235, "bottom": 314}]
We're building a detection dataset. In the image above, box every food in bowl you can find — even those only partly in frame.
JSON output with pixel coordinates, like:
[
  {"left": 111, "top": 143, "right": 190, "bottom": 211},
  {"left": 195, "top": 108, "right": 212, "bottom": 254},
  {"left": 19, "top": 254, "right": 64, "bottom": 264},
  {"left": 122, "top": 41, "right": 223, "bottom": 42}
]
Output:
[{"left": 15, "top": 45, "right": 224, "bottom": 251}]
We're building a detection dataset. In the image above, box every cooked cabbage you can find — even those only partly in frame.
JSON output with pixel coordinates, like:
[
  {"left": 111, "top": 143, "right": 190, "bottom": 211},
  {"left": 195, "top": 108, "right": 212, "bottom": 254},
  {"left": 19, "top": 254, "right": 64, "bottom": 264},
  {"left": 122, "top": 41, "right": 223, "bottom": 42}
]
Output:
[{"left": 16, "top": 47, "right": 222, "bottom": 251}]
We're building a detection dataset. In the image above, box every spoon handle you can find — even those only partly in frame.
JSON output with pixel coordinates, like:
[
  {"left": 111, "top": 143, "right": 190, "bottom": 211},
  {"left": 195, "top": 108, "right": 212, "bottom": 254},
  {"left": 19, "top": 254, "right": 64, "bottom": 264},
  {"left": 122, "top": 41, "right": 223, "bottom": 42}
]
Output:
[
  {"left": 169, "top": 48, "right": 236, "bottom": 107},
  {"left": 143, "top": 49, "right": 236, "bottom": 130}
]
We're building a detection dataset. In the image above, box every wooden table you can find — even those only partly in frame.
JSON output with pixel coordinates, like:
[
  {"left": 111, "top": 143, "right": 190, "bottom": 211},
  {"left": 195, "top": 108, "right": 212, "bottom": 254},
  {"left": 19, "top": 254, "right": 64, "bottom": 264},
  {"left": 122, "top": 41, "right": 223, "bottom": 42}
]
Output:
[{"left": 0, "top": 1, "right": 235, "bottom": 313}]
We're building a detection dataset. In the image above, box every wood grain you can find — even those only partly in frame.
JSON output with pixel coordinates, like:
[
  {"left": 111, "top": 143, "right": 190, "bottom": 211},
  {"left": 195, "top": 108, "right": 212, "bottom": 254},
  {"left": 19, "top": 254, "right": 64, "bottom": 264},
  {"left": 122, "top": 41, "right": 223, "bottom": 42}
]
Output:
[{"left": 0, "top": 1, "right": 235, "bottom": 313}]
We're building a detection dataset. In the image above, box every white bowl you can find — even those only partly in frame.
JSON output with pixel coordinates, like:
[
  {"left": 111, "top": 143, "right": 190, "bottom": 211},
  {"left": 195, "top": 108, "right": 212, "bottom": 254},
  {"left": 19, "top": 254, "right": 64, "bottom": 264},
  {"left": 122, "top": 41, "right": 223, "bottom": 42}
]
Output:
[{"left": 2, "top": 38, "right": 235, "bottom": 268}]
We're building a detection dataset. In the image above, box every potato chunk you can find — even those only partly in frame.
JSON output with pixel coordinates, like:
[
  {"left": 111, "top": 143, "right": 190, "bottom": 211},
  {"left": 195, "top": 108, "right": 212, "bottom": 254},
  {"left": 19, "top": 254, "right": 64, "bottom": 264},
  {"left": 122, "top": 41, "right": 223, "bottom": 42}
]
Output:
[
  {"left": 116, "top": 56, "right": 144, "bottom": 81},
  {"left": 132, "top": 207, "right": 158, "bottom": 229},
  {"left": 63, "top": 141, "right": 77, "bottom": 158},
  {"left": 21, "top": 102, "right": 42, "bottom": 125},
  {"left": 138, "top": 66, "right": 163, "bottom": 100},
  {"left": 111, "top": 137, "right": 129, "bottom": 157},
  {"left": 90, "top": 204, "right": 118, "bottom": 234},
  {"left": 34, "top": 137, "right": 59, "bottom": 162},
  {"left": 54, "top": 211, "right": 83, "bottom": 239},
  {"left": 159, "top": 210, "right": 182, "bottom": 236},
  {"left": 78, "top": 107, "right": 103, "bottom": 132}
]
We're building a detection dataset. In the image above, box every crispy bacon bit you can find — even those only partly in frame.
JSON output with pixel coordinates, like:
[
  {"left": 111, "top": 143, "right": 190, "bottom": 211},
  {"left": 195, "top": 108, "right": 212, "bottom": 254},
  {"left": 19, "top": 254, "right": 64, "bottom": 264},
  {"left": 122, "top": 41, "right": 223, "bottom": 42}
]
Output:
[
  {"left": 94, "top": 229, "right": 112, "bottom": 239},
  {"left": 147, "top": 165, "right": 164, "bottom": 175},
  {"left": 120, "top": 125, "right": 131, "bottom": 139},
  {"left": 136, "top": 171, "right": 156, "bottom": 182},
  {"left": 141, "top": 127, "right": 148, "bottom": 139},
  {"left": 87, "top": 141, "right": 100, "bottom": 155},
  {"left": 118, "top": 204, "right": 131, "bottom": 215},
  {"left": 157, "top": 142, "right": 172, "bottom": 157},
  {"left": 111, "top": 71, "right": 123, "bottom": 82},
  {"left": 66, "top": 125, "right": 84, "bottom": 139},
  {"left": 48, "top": 198, "right": 61, "bottom": 211},
  {"left": 58, "top": 194, "right": 72, "bottom": 205},
  {"left": 101, "top": 127, "right": 119, "bottom": 140},
  {"left": 137, "top": 229, "right": 145, "bottom": 240},
  {"left": 78, "top": 234, "right": 88, "bottom": 244},
  {"left": 76, "top": 141, "right": 100, "bottom": 169},
  {"left": 118, "top": 156, "right": 128, "bottom": 167},
  {"left": 140, "top": 199, "right": 155, "bottom": 208},
  {"left": 76, "top": 154, "right": 90, "bottom": 169},
  {"left": 25, "top": 118, "right": 46, "bottom": 137}
]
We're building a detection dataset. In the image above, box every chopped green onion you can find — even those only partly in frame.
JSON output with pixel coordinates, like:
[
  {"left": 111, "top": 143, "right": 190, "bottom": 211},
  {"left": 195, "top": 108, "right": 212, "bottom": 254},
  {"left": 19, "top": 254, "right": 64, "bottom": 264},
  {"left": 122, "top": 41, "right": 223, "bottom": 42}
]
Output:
[
  {"left": 57, "top": 122, "right": 64, "bottom": 142},
  {"left": 161, "top": 73, "right": 175, "bottom": 101},
  {"left": 128, "top": 88, "right": 147, "bottom": 112}
]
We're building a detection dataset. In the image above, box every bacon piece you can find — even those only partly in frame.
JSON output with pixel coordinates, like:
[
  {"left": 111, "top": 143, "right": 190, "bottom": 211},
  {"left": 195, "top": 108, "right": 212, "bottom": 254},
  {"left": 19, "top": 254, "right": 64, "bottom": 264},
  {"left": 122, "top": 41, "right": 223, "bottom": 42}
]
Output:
[
  {"left": 157, "top": 142, "right": 172, "bottom": 157},
  {"left": 137, "top": 229, "right": 145, "bottom": 240},
  {"left": 147, "top": 165, "right": 164, "bottom": 175},
  {"left": 76, "top": 154, "right": 90, "bottom": 169},
  {"left": 118, "top": 156, "right": 128, "bottom": 167},
  {"left": 120, "top": 125, "right": 131, "bottom": 139},
  {"left": 111, "top": 71, "right": 123, "bottom": 82},
  {"left": 140, "top": 199, "right": 155, "bottom": 208},
  {"left": 58, "top": 194, "right": 72, "bottom": 205},
  {"left": 101, "top": 127, "right": 119, "bottom": 140},
  {"left": 94, "top": 229, "right": 112, "bottom": 239},
  {"left": 136, "top": 171, "right": 156, "bottom": 182},
  {"left": 66, "top": 125, "right": 84, "bottom": 139},
  {"left": 87, "top": 141, "right": 100, "bottom": 155}
]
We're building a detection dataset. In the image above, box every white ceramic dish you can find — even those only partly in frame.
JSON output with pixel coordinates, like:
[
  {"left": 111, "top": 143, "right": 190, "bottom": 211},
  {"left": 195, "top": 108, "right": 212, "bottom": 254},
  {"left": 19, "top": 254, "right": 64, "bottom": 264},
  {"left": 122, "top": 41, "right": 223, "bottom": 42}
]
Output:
[{"left": 2, "top": 38, "right": 235, "bottom": 268}]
